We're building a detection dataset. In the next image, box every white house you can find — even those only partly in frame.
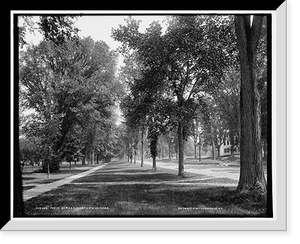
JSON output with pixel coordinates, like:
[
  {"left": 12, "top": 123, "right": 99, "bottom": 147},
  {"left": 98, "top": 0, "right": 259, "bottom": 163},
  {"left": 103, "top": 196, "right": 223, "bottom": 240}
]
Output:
[{"left": 219, "top": 135, "right": 240, "bottom": 157}]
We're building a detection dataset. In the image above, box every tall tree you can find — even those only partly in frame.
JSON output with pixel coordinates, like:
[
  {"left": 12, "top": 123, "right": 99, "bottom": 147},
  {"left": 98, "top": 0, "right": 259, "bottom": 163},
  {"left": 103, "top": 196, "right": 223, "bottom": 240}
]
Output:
[
  {"left": 113, "top": 16, "right": 233, "bottom": 176},
  {"left": 164, "top": 16, "right": 232, "bottom": 175},
  {"left": 20, "top": 36, "right": 119, "bottom": 170},
  {"left": 17, "top": 15, "right": 80, "bottom": 215},
  {"left": 234, "top": 15, "right": 267, "bottom": 193}
]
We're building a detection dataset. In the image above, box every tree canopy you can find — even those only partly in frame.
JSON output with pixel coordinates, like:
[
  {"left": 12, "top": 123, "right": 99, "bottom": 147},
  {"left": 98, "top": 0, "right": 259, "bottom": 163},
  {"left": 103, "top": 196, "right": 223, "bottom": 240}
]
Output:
[
  {"left": 112, "top": 15, "right": 239, "bottom": 176},
  {"left": 20, "top": 28, "right": 123, "bottom": 171}
]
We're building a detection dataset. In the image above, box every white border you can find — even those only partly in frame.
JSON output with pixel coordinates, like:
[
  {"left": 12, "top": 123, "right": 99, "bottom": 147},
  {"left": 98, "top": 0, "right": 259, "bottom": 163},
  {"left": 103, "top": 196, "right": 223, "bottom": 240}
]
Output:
[
  {"left": 5, "top": 4, "right": 287, "bottom": 230},
  {"left": 274, "top": 0, "right": 287, "bottom": 230}
]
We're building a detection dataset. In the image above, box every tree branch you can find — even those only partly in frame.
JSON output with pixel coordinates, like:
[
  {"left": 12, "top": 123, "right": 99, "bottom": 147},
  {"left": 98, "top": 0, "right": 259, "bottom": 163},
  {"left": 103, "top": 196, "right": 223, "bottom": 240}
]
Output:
[
  {"left": 251, "top": 15, "right": 264, "bottom": 54},
  {"left": 181, "top": 60, "right": 190, "bottom": 96},
  {"left": 186, "top": 76, "right": 201, "bottom": 102},
  {"left": 234, "top": 15, "right": 248, "bottom": 55}
]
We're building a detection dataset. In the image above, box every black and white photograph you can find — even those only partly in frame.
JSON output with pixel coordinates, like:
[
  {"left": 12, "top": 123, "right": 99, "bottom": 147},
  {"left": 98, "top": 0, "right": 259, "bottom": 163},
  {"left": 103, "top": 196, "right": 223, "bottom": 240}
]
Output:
[{"left": 4, "top": 5, "right": 288, "bottom": 231}]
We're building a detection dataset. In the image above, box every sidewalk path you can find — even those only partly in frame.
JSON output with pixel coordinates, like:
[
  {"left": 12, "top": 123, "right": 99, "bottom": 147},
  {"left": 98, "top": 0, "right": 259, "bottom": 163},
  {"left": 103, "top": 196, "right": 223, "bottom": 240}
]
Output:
[
  {"left": 141, "top": 159, "right": 267, "bottom": 182},
  {"left": 23, "top": 164, "right": 106, "bottom": 201}
]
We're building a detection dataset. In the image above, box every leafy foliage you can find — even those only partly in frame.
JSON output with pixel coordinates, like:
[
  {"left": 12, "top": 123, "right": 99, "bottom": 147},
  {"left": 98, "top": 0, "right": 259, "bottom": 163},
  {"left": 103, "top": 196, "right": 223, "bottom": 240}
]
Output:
[
  {"left": 20, "top": 31, "right": 122, "bottom": 171},
  {"left": 113, "top": 15, "right": 237, "bottom": 174},
  {"left": 19, "top": 136, "right": 42, "bottom": 165},
  {"left": 38, "top": 16, "right": 79, "bottom": 45},
  {"left": 19, "top": 14, "right": 269, "bottom": 190}
]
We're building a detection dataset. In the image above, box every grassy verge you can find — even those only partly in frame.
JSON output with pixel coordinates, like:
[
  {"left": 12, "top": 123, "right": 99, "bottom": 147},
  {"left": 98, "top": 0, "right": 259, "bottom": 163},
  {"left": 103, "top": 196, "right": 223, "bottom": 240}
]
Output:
[
  {"left": 24, "top": 184, "right": 266, "bottom": 217},
  {"left": 22, "top": 164, "right": 100, "bottom": 186},
  {"left": 24, "top": 161, "right": 267, "bottom": 217}
]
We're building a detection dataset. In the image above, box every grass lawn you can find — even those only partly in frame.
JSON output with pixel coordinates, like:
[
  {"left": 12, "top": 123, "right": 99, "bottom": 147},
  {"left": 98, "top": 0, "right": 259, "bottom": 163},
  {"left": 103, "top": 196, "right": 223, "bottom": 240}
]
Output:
[
  {"left": 22, "top": 164, "right": 100, "bottom": 186},
  {"left": 24, "top": 161, "right": 267, "bottom": 217}
]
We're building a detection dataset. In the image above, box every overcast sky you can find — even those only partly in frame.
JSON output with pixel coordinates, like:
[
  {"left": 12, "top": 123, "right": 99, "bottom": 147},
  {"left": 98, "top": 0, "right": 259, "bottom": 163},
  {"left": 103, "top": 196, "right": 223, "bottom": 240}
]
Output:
[
  {"left": 74, "top": 15, "right": 168, "bottom": 50},
  {"left": 24, "top": 15, "right": 168, "bottom": 67}
]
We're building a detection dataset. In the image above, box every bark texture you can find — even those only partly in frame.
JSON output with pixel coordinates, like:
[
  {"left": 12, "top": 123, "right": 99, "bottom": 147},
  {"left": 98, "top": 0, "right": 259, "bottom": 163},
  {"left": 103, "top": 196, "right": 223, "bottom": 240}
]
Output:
[
  {"left": 141, "top": 131, "right": 144, "bottom": 167},
  {"left": 178, "top": 121, "right": 185, "bottom": 176},
  {"left": 234, "top": 15, "right": 267, "bottom": 193},
  {"left": 198, "top": 136, "right": 202, "bottom": 162}
]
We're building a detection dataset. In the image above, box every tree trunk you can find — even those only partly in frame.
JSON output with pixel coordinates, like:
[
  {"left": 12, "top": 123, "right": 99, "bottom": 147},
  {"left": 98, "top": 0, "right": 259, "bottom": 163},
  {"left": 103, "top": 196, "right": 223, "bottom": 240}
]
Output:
[
  {"left": 123, "top": 142, "right": 126, "bottom": 162},
  {"left": 212, "top": 140, "right": 216, "bottom": 160},
  {"left": 47, "top": 146, "right": 50, "bottom": 178},
  {"left": 152, "top": 156, "right": 157, "bottom": 171},
  {"left": 141, "top": 131, "right": 144, "bottom": 167},
  {"left": 85, "top": 153, "right": 89, "bottom": 165},
  {"left": 129, "top": 145, "right": 133, "bottom": 164},
  {"left": 217, "top": 146, "right": 221, "bottom": 158},
  {"left": 168, "top": 139, "right": 171, "bottom": 159},
  {"left": 178, "top": 121, "right": 185, "bottom": 176},
  {"left": 235, "top": 15, "right": 267, "bottom": 193},
  {"left": 82, "top": 155, "right": 86, "bottom": 165},
  {"left": 47, "top": 162, "right": 50, "bottom": 178},
  {"left": 194, "top": 143, "right": 197, "bottom": 159},
  {"left": 90, "top": 149, "right": 94, "bottom": 165},
  {"left": 133, "top": 148, "right": 136, "bottom": 165},
  {"left": 149, "top": 133, "right": 158, "bottom": 171},
  {"left": 198, "top": 136, "right": 202, "bottom": 162}
]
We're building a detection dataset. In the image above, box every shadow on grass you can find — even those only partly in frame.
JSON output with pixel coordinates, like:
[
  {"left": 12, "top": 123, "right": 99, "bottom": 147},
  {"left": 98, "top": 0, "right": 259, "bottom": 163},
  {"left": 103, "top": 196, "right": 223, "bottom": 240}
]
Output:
[
  {"left": 73, "top": 161, "right": 171, "bottom": 183},
  {"left": 72, "top": 163, "right": 208, "bottom": 184},
  {"left": 24, "top": 183, "right": 267, "bottom": 217},
  {"left": 24, "top": 161, "right": 267, "bottom": 217},
  {"left": 73, "top": 171, "right": 182, "bottom": 183}
]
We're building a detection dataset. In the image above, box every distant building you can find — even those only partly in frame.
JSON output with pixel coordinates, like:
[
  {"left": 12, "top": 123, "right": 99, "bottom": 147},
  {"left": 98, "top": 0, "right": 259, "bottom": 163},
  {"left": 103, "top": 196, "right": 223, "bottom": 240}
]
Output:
[{"left": 219, "top": 134, "right": 240, "bottom": 157}]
